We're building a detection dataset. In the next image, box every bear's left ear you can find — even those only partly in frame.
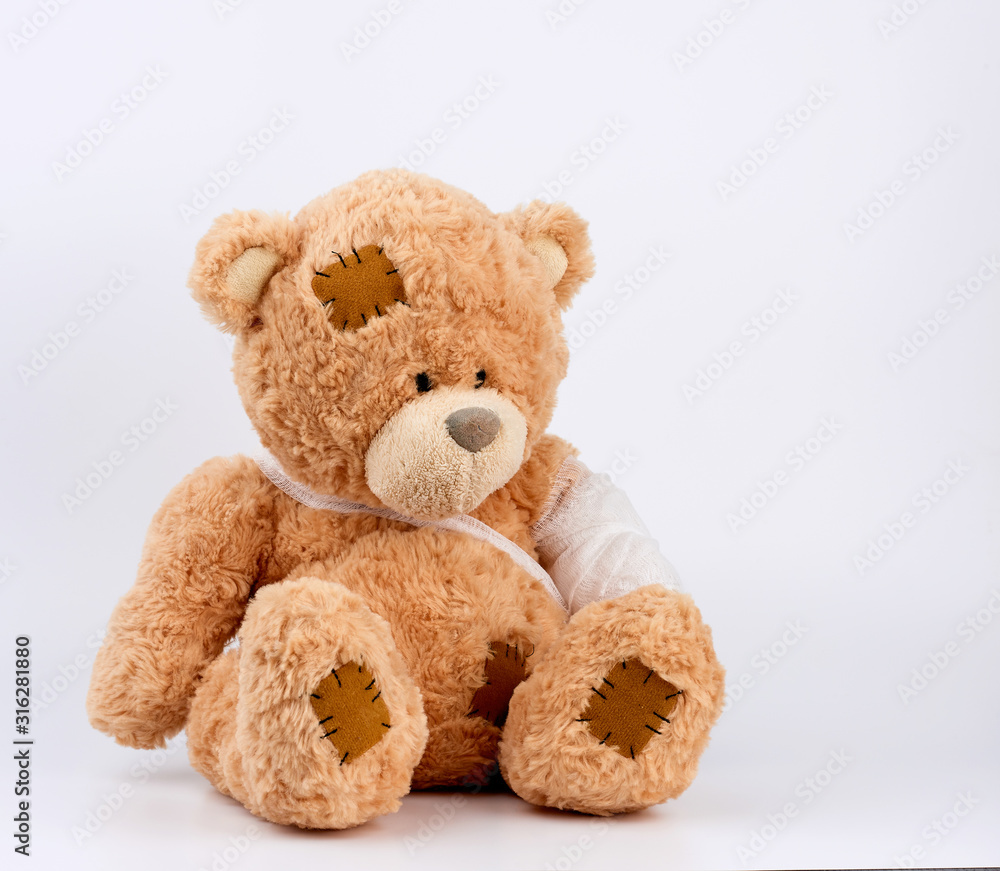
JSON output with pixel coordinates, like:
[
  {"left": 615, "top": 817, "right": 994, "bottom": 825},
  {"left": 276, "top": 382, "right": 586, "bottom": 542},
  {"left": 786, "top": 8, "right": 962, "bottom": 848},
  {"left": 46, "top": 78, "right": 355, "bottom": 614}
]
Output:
[
  {"left": 188, "top": 209, "right": 301, "bottom": 334},
  {"left": 501, "top": 200, "right": 595, "bottom": 310}
]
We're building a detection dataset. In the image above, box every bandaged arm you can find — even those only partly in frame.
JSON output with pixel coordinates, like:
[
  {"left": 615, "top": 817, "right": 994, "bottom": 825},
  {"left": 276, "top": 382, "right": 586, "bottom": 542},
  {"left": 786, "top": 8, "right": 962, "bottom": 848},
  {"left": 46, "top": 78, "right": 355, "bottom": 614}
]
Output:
[{"left": 531, "top": 457, "right": 682, "bottom": 614}]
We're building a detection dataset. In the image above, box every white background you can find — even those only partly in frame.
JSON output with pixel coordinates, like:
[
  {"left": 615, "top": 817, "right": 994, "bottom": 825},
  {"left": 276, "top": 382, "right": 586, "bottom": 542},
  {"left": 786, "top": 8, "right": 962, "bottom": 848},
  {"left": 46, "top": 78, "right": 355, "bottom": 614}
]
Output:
[{"left": 2, "top": 1, "right": 998, "bottom": 869}]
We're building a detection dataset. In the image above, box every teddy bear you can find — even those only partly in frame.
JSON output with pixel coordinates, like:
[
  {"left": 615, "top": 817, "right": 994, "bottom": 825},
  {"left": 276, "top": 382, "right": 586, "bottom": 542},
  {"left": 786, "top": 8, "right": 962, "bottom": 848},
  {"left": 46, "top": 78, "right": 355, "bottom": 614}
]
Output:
[{"left": 86, "top": 169, "right": 725, "bottom": 829}]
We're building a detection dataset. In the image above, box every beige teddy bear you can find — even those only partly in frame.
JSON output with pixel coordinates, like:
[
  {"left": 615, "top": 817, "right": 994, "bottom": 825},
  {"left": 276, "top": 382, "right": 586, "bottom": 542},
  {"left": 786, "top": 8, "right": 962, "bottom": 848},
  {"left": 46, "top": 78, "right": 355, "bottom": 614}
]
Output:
[{"left": 86, "top": 169, "right": 725, "bottom": 829}]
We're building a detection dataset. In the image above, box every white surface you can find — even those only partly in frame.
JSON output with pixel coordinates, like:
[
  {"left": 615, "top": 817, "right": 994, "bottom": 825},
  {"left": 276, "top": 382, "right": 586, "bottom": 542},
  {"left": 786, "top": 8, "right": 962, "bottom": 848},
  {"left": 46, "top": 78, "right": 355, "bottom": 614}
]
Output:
[{"left": 2, "top": 1, "right": 999, "bottom": 869}]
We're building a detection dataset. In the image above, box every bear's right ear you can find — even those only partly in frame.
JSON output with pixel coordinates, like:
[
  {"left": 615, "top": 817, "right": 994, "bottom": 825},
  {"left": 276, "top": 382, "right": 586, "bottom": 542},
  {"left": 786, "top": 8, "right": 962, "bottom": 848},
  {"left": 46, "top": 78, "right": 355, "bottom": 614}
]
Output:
[{"left": 188, "top": 210, "right": 300, "bottom": 334}]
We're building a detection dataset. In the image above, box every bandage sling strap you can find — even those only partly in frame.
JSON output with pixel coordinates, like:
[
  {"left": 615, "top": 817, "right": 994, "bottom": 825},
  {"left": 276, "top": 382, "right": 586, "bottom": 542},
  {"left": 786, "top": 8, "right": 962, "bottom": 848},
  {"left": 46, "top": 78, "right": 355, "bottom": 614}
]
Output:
[
  {"left": 532, "top": 457, "right": 682, "bottom": 613},
  {"left": 255, "top": 452, "right": 680, "bottom": 615}
]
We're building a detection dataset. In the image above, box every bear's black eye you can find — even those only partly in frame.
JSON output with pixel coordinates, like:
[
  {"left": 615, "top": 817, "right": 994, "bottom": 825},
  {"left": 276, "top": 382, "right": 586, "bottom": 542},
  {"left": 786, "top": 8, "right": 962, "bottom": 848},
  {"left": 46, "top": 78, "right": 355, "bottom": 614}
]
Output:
[
  {"left": 415, "top": 372, "right": 432, "bottom": 393},
  {"left": 474, "top": 369, "right": 486, "bottom": 388}
]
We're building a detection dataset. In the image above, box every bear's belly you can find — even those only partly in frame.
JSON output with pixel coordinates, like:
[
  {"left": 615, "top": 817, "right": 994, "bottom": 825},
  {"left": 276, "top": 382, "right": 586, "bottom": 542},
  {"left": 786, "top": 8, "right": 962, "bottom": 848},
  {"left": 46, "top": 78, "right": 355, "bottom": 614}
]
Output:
[{"left": 270, "top": 525, "right": 567, "bottom": 786}]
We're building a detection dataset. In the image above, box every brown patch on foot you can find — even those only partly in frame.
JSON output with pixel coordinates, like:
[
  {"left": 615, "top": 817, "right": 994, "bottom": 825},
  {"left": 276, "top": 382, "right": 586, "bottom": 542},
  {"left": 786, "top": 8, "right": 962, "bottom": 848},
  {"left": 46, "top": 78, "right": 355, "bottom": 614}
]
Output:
[
  {"left": 310, "top": 661, "right": 391, "bottom": 765},
  {"left": 578, "top": 660, "right": 682, "bottom": 759},
  {"left": 468, "top": 642, "right": 528, "bottom": 727}
]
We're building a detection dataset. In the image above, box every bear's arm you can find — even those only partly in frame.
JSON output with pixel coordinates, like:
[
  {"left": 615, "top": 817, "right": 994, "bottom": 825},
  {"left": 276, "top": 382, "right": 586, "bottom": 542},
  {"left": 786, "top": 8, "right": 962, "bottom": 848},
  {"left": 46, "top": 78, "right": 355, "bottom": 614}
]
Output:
[
  {"left": 530, "top": 454, "right": 683, "bottom": 614},
  {"left": 86, "top": 455, "right": 276, "bottom": 749}
]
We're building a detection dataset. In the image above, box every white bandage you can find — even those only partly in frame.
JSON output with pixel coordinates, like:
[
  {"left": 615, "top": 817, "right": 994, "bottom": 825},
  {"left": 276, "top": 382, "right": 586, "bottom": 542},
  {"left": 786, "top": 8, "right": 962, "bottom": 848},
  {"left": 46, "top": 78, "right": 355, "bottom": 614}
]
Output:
[{"left": 531, "top": 457, "right": 682, "bottom": 614}]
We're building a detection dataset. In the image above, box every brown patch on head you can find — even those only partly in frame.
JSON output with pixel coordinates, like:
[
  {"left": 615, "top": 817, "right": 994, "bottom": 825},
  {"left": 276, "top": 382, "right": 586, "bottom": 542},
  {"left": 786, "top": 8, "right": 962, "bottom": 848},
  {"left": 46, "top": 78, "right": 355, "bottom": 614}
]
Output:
[
  {"left": 310, "top": 660, "right": 391, "bottom": 765},
  {"left": 468, "top": 641, "right": 528, "bottom": 727},
  {"left": 579, "top": 660, "right": 682, "bottom": 759},
  {"left": 311, "top": 244, "right": 407, "bottom": 331}
]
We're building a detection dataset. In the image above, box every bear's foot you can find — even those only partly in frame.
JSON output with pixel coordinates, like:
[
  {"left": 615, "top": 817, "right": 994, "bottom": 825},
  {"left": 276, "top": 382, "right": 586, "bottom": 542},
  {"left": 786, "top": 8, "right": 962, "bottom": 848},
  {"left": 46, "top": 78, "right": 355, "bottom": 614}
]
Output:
[
  {"left": 187, "top": 577, "right": 427, "bottom": 829},
  {"left": 499, "top": 585, "right": 724, "bottom": 815}
]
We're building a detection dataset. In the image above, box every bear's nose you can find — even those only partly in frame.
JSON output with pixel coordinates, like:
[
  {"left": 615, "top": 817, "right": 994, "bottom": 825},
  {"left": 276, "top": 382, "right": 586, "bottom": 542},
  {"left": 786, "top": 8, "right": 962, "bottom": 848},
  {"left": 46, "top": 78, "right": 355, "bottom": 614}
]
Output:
[{"left": 445, "top": 407, "right": 501, "bottom": 453}]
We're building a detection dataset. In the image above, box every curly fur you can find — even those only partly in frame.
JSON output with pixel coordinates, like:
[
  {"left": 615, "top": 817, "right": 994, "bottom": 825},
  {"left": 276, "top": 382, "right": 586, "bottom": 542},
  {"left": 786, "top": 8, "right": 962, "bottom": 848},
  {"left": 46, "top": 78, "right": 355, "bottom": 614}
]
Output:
[{"left": 86, "top": 170, "right": 724, "bottom": 829}]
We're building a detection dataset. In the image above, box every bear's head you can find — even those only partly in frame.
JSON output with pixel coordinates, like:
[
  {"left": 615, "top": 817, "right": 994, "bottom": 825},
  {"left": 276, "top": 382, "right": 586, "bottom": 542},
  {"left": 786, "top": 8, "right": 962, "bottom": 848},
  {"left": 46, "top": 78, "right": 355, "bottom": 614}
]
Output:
[{"left": 188, "top": 170, "right": 593, "bottom": 520}]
